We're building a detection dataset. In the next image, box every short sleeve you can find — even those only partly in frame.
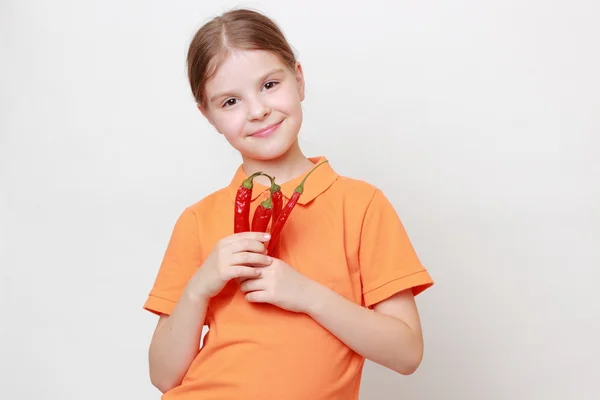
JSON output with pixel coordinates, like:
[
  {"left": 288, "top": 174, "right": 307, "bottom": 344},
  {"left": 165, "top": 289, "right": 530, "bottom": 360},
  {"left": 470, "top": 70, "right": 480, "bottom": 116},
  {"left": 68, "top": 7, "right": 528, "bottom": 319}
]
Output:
[
  {"left": 359, "top": 190, "right": 433, "bottom": 307},
  {"left": 143, "top": 208, "right": 204, "bottom": 317}
]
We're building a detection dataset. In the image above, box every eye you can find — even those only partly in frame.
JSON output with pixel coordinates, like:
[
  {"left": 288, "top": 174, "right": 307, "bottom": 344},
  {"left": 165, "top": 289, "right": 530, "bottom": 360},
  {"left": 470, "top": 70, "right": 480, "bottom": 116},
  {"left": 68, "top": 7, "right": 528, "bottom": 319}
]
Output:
[
  {"left": 263, "top": 81, "right": 279, "bottom": 90},
  {"left": 222, "top": 98, "right": 238, "bottom": 108}
]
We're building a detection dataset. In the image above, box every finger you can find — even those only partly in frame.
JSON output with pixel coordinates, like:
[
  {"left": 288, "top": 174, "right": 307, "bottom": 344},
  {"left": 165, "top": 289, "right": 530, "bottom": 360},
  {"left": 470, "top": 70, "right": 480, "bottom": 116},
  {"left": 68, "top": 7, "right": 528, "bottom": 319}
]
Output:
[
  {"left": 230, "top": 252, "right": 272, "bottom": 267},
  {"left": 245, "top": 291, "right": 270, "bottom": 303},
  {"left": 226, "top": 266, "right": 262, "bottom": 280},
  {"left": 227, "top": 238, "right": 267, "bottom": 255},
  {"left": 222, "top": 232, "right": 271, "bottom": 245},
  {"left": 236, "top": 275, "right": 256, "bottom": 285},
  {"left": 239, "top": 277, "right": 265, "bottom": 293},
  {"left": 237, "top": 264, "right": 269, "bottom": 284}
]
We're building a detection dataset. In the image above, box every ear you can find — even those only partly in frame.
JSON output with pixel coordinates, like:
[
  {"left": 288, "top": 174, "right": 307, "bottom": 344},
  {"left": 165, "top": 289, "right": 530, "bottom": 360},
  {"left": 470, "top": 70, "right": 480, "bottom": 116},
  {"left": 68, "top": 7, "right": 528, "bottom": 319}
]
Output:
[
  {"left": 197, "top": 102, "right": 210, "bottom": 121},
  {"left": 197, "top": 103, "right": 222, "bottom": 134},
  {"left": 294, "top": 61, "right": 306, "bottom": 101}
]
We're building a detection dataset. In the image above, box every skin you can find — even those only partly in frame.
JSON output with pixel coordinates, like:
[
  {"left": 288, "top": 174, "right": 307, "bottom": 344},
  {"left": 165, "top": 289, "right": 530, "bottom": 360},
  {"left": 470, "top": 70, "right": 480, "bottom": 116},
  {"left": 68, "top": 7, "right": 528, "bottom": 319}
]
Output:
[
  {"left": 148, "top": 48, "right": 425, "bottom": 393},
  {"left": 200, "top": 49, "right": 315, "bottom": 187}
]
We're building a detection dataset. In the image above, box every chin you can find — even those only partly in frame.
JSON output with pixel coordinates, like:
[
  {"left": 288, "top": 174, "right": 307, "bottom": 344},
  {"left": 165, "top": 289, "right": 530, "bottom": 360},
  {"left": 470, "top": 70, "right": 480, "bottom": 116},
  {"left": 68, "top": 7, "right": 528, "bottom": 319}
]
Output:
[
  {"left": 243, "top": 147, "right": 291, "bottom": 161},
  {"left": 242, "top": 139, "right": 297, "bottom": 161},
  {"left": 241, "top": 137, "right": 299, "bottom": 162}
]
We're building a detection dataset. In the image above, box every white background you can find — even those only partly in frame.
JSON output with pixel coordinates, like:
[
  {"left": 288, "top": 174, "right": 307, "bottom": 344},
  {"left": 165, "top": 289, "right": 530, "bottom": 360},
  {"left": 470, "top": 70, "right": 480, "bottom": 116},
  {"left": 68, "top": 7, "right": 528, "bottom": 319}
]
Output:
[{"left": 2, "top": 0, "right": 599, "bottom": 399}]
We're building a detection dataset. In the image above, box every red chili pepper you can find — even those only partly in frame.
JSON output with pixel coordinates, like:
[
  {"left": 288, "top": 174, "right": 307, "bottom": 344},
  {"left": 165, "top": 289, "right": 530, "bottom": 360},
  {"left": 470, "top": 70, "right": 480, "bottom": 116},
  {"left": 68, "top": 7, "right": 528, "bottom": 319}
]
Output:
[
  {"left": 251, "top": 194, "right": 273, "bottom": 232},
  {"left": 267, "top": 160, "right": 329, "bottom": 255},
  {"left": 234, "top": 171, "right": 262, "bottom": 233},
  {"left": 267, "top": 175, "right": 283, "bottom": 223}
]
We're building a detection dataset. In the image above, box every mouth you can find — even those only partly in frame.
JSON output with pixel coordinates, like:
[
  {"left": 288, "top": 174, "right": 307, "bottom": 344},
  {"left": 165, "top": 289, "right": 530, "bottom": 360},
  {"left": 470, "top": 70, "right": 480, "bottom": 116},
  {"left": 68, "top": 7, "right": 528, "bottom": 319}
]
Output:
[{"left": 249, "top": 120, "right": 283, "bottom": 138}]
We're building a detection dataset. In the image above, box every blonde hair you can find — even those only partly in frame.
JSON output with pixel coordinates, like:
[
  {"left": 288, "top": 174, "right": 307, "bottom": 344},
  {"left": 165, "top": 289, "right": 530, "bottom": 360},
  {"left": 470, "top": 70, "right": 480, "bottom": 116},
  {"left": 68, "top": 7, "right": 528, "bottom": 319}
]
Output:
[{"left": 187, "top": 9, "right": 297, "bottom": 108}]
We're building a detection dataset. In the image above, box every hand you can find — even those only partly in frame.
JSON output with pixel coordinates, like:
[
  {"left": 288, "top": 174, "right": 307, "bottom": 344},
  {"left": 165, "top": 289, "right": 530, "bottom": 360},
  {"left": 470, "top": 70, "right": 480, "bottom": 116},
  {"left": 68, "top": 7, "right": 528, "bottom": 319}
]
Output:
[
  {"left": 239, "top": 258, "right": 320, "bottom": 313},
  {"left": 187, "top": 232, "right": 273, "bottom": 300}
]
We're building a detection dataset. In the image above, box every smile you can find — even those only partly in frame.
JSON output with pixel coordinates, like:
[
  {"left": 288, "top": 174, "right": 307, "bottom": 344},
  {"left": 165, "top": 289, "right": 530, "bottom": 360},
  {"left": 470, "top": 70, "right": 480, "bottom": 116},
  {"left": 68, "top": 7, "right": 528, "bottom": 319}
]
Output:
[{"left": 249, "top": 121, "right": 282, "bottom": 138}]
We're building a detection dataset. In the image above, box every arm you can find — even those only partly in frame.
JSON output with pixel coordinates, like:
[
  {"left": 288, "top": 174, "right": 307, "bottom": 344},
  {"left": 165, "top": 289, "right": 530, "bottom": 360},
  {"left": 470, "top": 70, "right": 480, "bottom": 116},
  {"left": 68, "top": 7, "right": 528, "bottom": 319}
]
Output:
[
  {"left": 241, "top": 259, "right": 425, "bottom": 376},
  {"left": 241, "top": 257, "right": 427, "bottom": 375},
  {"left": 147, "top": 230, "right": 271, "bottom": 393},
  {"left": 148, "top": 287, "right": 208, "bottom": 393},
  {"left": 241, "top": 190, "right": 432, "bottom": 373},
  {"left": 306, "top": 285, "right": 424, "bottom": 375}
]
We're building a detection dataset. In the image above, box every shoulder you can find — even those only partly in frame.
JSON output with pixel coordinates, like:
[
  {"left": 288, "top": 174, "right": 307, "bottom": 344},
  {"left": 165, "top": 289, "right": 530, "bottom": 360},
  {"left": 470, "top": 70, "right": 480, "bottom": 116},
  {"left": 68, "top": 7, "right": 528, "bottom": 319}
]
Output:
[
  {"left": 185, "top": 187, "right": 230, "bottom": 215},
  {"left": 170, "top": 186, "right": 231, "bottom": 228},
  {"left": 163, "top": 186, "right": 234, "bottom": 248},
  {"left": 331, "top": 175, "right": 385, "bottom": 206},
  {"left": 327, "top": 174, "right": 404, "bottom": 224}
]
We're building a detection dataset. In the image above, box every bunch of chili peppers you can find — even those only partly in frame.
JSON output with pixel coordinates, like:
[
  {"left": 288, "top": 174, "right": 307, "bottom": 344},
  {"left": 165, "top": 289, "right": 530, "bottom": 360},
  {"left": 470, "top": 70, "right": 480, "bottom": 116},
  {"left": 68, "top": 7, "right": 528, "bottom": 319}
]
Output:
[{"left": 233, "top": 160, "right": 328, "bottom": 255}]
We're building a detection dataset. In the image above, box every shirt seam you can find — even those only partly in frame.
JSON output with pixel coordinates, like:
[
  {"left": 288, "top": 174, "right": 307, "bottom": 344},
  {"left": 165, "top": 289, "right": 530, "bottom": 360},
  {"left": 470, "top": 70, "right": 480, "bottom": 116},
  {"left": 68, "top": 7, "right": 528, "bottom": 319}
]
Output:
[
  {"left": 186, "top": 206, "right": 201, "bottom": 248},
  {"left": 363, "top": 269, "right": 427, "bottom": 295},
  {"left": 357, "top": 187, "right": 379, "bottom": 266},
  {"left": 147, "top": 293, "right": 177, "bottom": 304}
]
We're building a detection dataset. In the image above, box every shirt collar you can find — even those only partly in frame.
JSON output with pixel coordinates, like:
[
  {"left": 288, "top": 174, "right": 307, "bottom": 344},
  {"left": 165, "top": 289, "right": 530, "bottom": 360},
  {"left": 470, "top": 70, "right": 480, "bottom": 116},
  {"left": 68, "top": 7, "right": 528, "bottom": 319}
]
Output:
[{"left": 226, "top": 156, "right": 339, "bottom": 205}]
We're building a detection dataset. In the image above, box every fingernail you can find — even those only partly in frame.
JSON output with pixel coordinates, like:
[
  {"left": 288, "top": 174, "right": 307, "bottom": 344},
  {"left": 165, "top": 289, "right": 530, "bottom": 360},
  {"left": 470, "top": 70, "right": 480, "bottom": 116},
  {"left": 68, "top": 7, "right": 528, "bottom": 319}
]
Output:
[{"left": 264, "top": 233, "right": 271, "bottom": 240}]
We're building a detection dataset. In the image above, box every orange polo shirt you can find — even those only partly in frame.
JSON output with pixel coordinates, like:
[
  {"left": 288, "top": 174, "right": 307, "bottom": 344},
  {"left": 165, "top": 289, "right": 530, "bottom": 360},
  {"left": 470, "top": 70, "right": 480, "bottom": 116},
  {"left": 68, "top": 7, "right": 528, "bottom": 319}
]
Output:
[{"left": 143, "top": 156, "right": 433, "bottom": 400}]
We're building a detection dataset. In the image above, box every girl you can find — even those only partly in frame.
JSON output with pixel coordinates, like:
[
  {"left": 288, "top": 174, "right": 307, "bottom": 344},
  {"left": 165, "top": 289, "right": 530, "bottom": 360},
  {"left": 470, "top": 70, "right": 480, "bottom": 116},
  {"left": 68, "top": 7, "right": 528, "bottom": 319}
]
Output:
[{"left": 144, "top": 8, "right": 434, "bottom": 400}]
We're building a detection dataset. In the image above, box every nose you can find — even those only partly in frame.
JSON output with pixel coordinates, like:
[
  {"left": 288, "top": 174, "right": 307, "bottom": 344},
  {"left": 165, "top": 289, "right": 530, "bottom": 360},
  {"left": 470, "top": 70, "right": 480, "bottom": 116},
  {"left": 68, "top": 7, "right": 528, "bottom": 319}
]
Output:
[{"left": 247, "top": 96, "right": 270, "bottom": 121}]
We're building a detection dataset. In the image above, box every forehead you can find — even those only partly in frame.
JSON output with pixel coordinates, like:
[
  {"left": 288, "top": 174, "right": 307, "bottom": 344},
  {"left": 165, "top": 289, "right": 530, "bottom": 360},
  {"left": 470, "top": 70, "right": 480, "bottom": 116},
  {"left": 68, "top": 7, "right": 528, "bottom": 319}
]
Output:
[{"left": 205, "top": 49, "right": 288, "bottom": 93}]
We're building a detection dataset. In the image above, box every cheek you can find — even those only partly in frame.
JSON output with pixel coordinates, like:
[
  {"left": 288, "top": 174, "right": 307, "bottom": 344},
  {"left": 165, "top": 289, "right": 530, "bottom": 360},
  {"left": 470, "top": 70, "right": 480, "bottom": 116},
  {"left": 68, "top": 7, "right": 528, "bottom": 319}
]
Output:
[
  {"left": 274, "top": 89, "right": 302, "bottom": 116},
  {"left": 213, "top": 110, "right": 246, "bottom": 138}
]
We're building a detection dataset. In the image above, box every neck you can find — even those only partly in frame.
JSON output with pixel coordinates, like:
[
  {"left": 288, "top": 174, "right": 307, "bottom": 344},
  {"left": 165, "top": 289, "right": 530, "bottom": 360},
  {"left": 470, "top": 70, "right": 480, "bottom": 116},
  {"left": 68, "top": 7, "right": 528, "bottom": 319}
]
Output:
[{"left": 241, "top": 140, "right": 315, "bottom": 187}]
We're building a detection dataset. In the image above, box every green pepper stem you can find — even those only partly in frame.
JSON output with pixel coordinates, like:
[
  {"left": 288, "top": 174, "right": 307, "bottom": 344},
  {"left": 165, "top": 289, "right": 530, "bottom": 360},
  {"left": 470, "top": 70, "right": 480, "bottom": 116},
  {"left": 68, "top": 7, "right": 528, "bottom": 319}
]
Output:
[
  {"left": 242, "top": 171, "right": 263, "bottom": 189},
  {"left": 295, "top": 160, "right": 329, "bottom": 194},
  {"left": 266, "top": 174, "right": 281, "bottom": 193},
  {"left": 260, "top": 195, "right": 273, "bottom": 209}
]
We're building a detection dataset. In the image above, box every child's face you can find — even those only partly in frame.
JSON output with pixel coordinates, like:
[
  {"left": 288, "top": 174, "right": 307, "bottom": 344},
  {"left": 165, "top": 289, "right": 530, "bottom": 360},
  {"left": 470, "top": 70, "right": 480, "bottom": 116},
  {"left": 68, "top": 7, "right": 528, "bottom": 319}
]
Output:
[{"left": 200, "top": 49, "right": 305, "bottom": 161}]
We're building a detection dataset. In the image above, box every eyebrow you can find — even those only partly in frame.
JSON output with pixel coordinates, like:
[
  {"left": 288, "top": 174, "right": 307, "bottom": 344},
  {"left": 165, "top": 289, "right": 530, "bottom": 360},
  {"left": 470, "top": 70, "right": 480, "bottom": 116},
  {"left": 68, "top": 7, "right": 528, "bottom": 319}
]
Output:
[{"left": 209, "top": 68, "right": 285, "bottom": 104}]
